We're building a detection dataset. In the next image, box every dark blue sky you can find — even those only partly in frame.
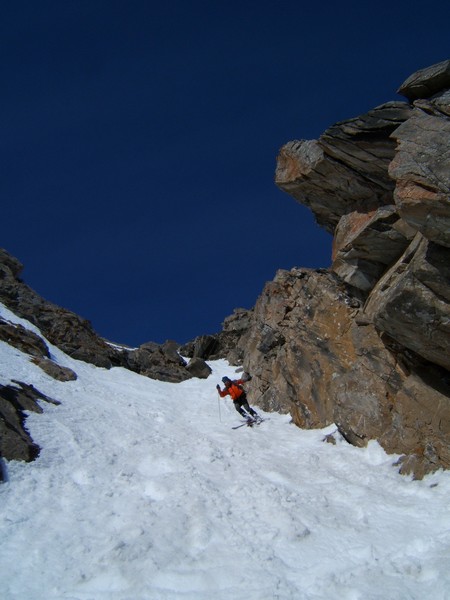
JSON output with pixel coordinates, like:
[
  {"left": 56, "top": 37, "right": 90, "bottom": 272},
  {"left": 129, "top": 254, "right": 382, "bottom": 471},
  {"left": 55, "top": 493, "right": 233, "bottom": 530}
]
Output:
[{"left": 2, "top": 1, "right": 449, "bottom": 346}]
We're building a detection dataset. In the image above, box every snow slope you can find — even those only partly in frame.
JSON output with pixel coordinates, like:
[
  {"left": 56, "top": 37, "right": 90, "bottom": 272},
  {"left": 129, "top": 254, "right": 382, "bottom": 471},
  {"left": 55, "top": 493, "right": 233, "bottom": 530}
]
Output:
[{"left": 1, "top": 303, "right": 450, "bottom": 600}]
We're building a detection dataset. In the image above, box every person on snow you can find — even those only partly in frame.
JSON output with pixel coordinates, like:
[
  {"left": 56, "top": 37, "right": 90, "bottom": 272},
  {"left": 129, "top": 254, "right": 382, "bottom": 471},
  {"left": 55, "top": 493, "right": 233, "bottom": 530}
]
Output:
[{"left": 216, "top": 375, "right": 260, "bottom": 421}]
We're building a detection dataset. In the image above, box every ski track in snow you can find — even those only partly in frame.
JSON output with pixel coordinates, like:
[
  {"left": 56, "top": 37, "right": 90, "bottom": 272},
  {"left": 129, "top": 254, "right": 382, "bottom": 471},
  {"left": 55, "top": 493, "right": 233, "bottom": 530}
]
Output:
[{"left": 1, "top": 303, "right": 450, "bottom": 600}]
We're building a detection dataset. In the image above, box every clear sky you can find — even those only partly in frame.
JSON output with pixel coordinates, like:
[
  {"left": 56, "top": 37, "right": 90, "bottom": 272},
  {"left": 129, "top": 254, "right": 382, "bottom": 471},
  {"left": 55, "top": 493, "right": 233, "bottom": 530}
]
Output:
[{"left": 2, "top": 1, "right": 449, "bottom": 346}]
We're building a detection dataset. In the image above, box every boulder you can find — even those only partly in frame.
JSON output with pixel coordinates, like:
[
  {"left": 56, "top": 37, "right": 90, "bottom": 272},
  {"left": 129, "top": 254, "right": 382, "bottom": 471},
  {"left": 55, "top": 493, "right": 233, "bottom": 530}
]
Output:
[
  {"left": 397, "top": 59, "right": 450, "bottom": 101},
  {"left": 0, "top": 318, "right": 78, "bottom": 381},
  {"left": 125, "top": 342, "right": 191, "bottom": 383},
  {"left": 31, "top": 358, "right": 78, "bottom": 382},
  {"left": 185, "top": 357, "right": 212, "bottom": 379}
]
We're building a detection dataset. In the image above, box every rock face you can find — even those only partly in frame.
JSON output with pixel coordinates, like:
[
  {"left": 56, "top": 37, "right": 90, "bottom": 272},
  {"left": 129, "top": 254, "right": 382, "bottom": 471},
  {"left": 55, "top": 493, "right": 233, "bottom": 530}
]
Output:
[{"left": 230, "top": 61, "right": 450, "bottom": 478}]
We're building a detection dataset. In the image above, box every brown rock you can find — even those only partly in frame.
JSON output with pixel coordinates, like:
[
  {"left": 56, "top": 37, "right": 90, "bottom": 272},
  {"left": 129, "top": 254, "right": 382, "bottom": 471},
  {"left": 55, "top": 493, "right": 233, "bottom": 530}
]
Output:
[
  {"left": 236, "top": 267, "right": 450, "bottom": 476},
  {"left": 275, "top": 103, "right": 412, "bottom": 233}
]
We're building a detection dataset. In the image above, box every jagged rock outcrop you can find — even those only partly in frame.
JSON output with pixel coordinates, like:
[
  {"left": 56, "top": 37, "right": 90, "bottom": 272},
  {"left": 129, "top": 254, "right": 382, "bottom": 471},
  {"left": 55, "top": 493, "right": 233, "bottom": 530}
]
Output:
[
  {"left": 124, "top": 340, "right": 192, "bottom": 383},
  {"left": 0, "top": 249, "right": 198, "bottom": 383},
  {"left": 0, "top": 317, "right": 50, "bottom": 359},
  {"left": 233, "top": 60, "right": 450, "bottom": 478},
  {"left": 275, "top": 102, "right": 413, "bottom": 233},
  {"left": 0, "top": 381, "right": 61, "bottom": 462},
  {"left": 0, "top": 249, "right": 123, "bottom": 369},
  {"left": 232, "top": 267, "right": 450, "bottom": 479},
  {"left": 397, "top": 59, "right": 450, "bottom": 100},
  {"left": 0, "top": 317, "right": 78, "bottom": 382},
  {"left": 180, "top": 308, "right": 253, "bottom": 365}
]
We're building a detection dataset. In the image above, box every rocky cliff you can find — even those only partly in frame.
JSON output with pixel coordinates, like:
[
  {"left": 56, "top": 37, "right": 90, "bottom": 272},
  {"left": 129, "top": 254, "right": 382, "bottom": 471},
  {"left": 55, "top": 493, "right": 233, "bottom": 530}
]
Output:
[
  {"left": 2, "top": 61, "right": 449, "bottom": 479},
  {"left": 232, "top": 60, "right": 450, "bottom": 478},
  {"left": 184, "top": 61, "right": 450, "bottom": 478}
]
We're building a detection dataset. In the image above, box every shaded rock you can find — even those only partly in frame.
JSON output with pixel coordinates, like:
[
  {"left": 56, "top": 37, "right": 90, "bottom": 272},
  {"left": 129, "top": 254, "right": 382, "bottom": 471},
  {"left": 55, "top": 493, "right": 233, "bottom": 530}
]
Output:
[
  {"left": 219, "top": 308, "right": 253, "bottom": 365},
  {"left": 0, "top": 457, "right": 6, "bottom": 482},
  {"left": 332, "top": 206, "right": 415, "bottom": 292},
  {"left": 125, "top": 342, "right": 191, "bottom": 383},
  {"left": 185, "top": 357, "right": 212, "bottom": 379},
  {"left": 0, "top": 314, "right": 77, "bottom": 381},
  {"left": 0, "top": 248, "right": 23, "bottom": 277},
  {"left": 0, "top": 381, "right": 60, "bottom": 462},
  {"left": 184, "top": 335, "right": 221, "bottom": 359},
  {"left": 275, "top": 103, "right": 412, "bottom": 233},
  {"left": 397, "top": 59, "right": 450, "bottom": 101},
  {"left": 180, "top": 308, "right": 253, "bottom": 364},
  {"left": 364, "top": 234, "right": 450, "bottom": 371}
]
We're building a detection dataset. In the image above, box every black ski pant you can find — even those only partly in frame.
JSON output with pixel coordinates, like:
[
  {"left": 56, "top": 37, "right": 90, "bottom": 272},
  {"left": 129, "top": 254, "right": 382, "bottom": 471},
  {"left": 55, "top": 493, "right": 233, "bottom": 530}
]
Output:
[{"left": 233, "top": 395, "right": 257, "bottom": 418}]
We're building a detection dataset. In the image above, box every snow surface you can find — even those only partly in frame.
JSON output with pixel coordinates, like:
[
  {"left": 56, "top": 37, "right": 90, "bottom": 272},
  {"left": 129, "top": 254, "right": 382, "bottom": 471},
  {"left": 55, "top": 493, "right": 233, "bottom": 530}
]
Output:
[{"left": 1, "top": 302, "right": 450, "bottom": 600}]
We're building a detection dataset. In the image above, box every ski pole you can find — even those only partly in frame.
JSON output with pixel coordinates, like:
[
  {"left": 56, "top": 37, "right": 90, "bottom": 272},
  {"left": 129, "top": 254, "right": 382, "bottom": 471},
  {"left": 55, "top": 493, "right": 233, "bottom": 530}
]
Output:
[{"left": 217, "top": 392, "right": 222, "bottom": 422}]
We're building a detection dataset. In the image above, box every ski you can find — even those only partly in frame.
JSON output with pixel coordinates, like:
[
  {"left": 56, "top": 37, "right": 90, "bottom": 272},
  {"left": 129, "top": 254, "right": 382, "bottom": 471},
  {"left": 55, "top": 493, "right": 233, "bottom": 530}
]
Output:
[
  {"left": 232, "top": 418, "right": 254, "bottom": 429},
  {"left": 231, "top": 422, "right": 249, "bottom": 429},
  {"left": 231, "top": 417, "right": 266, "bottom": 429}
]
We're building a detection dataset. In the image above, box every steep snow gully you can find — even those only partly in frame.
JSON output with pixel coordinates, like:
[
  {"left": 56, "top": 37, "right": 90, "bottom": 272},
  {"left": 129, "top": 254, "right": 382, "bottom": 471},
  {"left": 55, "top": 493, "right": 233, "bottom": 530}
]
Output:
[{"left": 1, "top": 303, "right": 449, "bottom": 600}]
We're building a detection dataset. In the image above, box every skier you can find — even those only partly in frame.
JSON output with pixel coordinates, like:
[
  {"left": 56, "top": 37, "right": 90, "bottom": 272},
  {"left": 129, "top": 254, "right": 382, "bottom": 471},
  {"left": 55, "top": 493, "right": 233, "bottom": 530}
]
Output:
[{"left": 216, "top": 375, "right": 260, "bottom": 422}]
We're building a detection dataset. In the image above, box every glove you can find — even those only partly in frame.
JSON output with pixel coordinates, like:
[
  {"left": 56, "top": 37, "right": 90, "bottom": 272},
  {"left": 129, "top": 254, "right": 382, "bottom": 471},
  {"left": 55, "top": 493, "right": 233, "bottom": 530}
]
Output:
[{"left": 216, "top": 384, "right": 220, "bottom": 391}]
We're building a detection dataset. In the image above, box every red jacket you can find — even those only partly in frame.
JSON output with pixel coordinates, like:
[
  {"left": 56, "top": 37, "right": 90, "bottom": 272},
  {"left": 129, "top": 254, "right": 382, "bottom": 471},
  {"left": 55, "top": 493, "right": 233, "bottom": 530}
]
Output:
[{"left": 218, "top": 379, "right": 246, "bottom": 401}]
